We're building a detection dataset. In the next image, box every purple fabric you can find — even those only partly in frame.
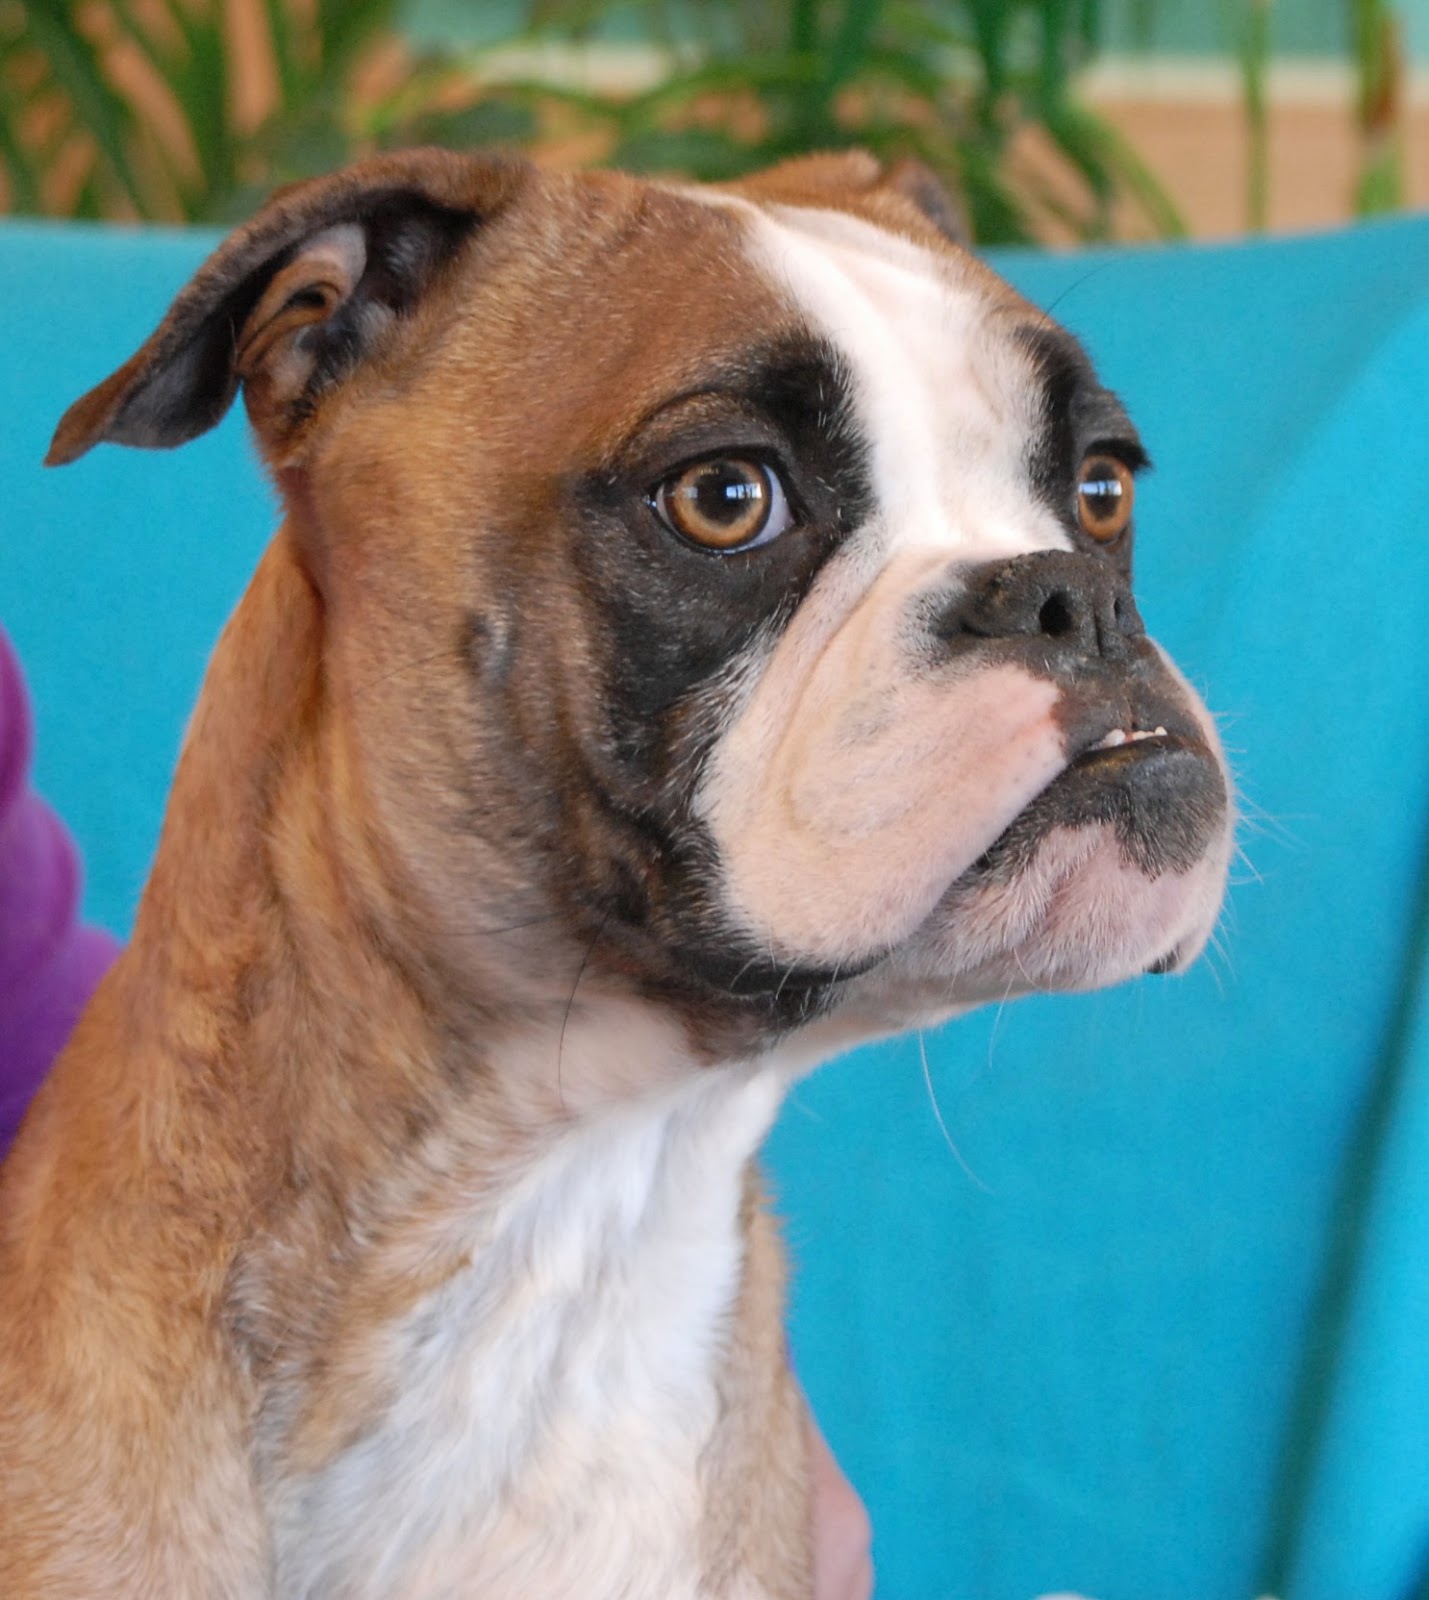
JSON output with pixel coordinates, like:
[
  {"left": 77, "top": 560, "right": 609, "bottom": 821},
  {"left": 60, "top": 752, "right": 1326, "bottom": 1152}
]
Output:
[{"left": 0, "top": 626, "right": 119, "bottom": 1162}]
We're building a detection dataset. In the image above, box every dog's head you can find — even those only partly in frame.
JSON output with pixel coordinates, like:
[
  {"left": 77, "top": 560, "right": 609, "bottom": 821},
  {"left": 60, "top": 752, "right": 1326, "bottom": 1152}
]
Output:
[{"left": 51, "top": 149, "right": 1231, "bottom": 1063}]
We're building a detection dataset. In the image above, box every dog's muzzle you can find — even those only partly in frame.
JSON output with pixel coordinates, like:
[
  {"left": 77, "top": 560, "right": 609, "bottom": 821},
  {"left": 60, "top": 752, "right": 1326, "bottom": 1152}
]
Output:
[{"left": 928, "top": 549, "right": 1226, "bottom": 883}]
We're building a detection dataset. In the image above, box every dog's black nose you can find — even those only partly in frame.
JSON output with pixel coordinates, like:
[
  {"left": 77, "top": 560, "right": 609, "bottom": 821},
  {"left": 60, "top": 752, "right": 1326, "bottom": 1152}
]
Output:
[{"left": 936, "top": 551, "right": 1145, "bottom": 665}]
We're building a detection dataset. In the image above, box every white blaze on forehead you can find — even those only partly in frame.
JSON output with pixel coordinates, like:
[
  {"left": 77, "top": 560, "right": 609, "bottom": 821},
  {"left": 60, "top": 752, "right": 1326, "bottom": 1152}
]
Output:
[
  {"left": 740, "top": 201, "right": 1071, "bottom": 562},
  {"left": 691, "top": 198, "right": 1080, "bottom": 968}
]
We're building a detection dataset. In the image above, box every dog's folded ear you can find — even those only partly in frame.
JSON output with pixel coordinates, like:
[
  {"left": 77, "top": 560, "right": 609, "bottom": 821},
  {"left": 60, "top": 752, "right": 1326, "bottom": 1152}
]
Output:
[
  {"left": 728, "top": 149, "right": 971, "bottom": 248},
  {"left": 880, "top": 157, "right": 971, "bottom": 248},
  {"left": 46, "top": 148, "right": 530, "bottom": 467}
]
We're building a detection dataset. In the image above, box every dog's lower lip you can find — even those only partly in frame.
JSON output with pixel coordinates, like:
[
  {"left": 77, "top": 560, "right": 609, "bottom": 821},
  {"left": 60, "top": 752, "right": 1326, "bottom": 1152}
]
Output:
[{"left": 954, "top": 721, "right": 1223, "bottom": 891}]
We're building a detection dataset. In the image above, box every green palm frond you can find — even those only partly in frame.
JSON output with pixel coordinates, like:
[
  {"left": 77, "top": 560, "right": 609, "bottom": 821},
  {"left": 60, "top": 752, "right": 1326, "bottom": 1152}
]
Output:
[{"left": 0, "top": 1, "right": 1407, "bottom": 243}]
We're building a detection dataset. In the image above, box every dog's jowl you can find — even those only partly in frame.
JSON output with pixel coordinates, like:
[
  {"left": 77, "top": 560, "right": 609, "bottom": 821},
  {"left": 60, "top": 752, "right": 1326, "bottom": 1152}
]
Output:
[{"left": 0, "top": 149, "right": 1231, "bottom": 1599}]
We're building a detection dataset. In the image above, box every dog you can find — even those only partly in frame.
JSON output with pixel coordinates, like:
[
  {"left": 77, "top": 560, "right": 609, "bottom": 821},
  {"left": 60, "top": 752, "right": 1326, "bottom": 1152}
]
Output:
[{"left": 0, "top": 147, "right": 1232, "bottom": 1599}]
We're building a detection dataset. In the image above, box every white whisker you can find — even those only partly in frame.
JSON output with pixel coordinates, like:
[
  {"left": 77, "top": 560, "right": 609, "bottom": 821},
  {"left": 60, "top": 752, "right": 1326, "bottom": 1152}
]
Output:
[{"left": 919, "top": 1030, "right": 992, "bottom": 1193}]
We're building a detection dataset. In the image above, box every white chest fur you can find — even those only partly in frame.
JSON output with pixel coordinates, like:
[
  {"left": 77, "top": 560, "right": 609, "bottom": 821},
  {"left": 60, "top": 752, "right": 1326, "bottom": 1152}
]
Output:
[{"left": 271, "top": 1065, "right": 789, "bottom": 1600}]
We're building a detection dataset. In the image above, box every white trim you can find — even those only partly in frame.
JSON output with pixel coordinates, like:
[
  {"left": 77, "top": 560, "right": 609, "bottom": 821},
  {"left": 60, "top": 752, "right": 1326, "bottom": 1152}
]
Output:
[{"left": 464, "top": 42, "right": 675, "bottom": 95}]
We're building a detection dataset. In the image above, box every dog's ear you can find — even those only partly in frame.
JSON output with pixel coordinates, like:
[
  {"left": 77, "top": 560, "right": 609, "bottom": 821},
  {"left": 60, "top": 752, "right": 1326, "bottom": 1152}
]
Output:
[
  {"left": 46, "top": 148, "right": 530, "bottom": 467},
  {"left": 879, "top": 157, "right": 971, "bottom": 248},
  {"left": 731, "top": 150, "right": 971, "bottom": 248}
]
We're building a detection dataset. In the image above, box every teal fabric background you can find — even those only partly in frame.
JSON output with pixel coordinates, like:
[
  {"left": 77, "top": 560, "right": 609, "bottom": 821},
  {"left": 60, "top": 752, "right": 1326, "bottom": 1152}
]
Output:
[{"left": 2, "top": 213, "right": 1427, "bottom": 1600}]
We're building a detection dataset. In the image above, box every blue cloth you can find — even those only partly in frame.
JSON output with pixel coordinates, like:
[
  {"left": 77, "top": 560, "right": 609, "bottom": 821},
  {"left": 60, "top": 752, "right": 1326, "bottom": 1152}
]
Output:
[{"left": 2, "top": 213, "right": 1427, "bottom": 1600}]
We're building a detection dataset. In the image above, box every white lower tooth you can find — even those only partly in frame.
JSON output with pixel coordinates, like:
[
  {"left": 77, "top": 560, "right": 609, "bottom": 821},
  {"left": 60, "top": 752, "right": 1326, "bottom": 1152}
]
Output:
[{"left": 1095, "top": 725, "right": 1168, "bottom": 752}]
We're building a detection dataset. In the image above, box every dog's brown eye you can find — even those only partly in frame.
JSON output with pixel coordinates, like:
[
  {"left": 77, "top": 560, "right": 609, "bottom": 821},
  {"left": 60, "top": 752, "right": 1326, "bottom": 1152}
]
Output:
[
  {"left": 653, "top": 458, "right": 791, "bottom": 551},
  {"left": 1076, "top": 454, "right": 1135, "bottom": 543}
]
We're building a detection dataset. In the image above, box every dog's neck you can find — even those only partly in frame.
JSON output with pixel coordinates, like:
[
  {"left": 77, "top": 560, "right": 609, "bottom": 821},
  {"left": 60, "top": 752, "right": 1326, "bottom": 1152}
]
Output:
[
  {"left": 110, "top": 518, "right": 782, "bottom": 1255},
  {"left": 81, "top": 531, "right": 801, "bottom": 1594},
  {"left": 263, "top": 1060, "right": 788, "bottom": 1599}
]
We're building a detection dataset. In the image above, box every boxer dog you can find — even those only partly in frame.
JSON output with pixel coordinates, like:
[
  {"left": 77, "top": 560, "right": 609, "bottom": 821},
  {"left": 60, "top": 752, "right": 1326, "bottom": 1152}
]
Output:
[{"left": 0, "top": 148, "right": 1231, "bottom": 1598}]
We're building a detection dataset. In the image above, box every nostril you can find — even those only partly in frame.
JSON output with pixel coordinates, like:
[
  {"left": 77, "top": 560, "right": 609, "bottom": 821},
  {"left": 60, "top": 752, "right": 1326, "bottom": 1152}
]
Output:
[
  {"left": 1038, "top": 592, "right": 1076, "bottom": 638},
  {"left": 941, "top": 552, "right": 1141, "bottom": 657}
]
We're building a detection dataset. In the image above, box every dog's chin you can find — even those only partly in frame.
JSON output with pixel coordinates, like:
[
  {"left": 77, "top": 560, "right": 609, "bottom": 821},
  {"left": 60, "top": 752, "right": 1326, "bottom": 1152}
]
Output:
[{"left": 809, "top": 734, "right": 1232, "bottom": 1043}]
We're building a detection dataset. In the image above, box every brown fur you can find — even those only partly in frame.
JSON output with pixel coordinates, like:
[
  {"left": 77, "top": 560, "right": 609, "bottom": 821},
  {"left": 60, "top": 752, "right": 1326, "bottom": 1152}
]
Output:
[{"left": 1, "top": 150, "right": 963, "bottom": 1598}]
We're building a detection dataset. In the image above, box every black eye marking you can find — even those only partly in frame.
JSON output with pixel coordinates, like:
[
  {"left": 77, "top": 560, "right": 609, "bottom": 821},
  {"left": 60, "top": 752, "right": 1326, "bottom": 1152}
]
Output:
[{"left": 1015, "top": 321, "right": 1147, "bottom": 551}]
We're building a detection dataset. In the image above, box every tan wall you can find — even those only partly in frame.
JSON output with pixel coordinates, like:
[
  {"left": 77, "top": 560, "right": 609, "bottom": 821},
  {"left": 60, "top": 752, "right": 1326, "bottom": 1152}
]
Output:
[{"left": 1084, "top": 66, "right": 1429, "bottom": 239}]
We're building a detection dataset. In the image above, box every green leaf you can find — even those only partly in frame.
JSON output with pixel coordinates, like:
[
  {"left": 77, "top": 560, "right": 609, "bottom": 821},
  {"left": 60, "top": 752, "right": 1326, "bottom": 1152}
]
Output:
[
  {"left": 1234, "top": 0, "right": 1273, "bottom": 230},
  {"left": 1038, "top": 0, "right": 1077, "bottom": 94},
  {"left": 856, "top": 43, "right": 954, "bottom": 102},
  {"left": 826, "top": 0, "right": 886, "bottom": 90},
  {"left": 103, "top": 2, "right": 198, "bottom": 201},
  {"left": 956, "top": 135, "right": 1035, "bottom": 244},
  {"left": 20, "top": 3, "right": 151, "bottom": 214},
  {"left": 965, "top": 0, "right": 1011, "bottom": 105},
  {"left": 882, "top": 2, "right": 971, "bottom": 54},
  {"left": 602, "top": 50, "right": 823, "bottom": 140},
  {"left": 1041, "top": 103, "right": 1114, "bottom": 206},
  {"left": 185, "top": 16, "right": 237, "bottom": 201},
  {"left": 612, "top": 124, "right": 753, "bottom": 177},
  {"left": 445, "top": 73, "right": 627, "bottom": 123},
  {"left": 396, "top": 98, "right": 540, "bottom": 148},
  {"left": 790, "top": 0, "right": 821, "bottom": 54},
  {"left": 74, "top": 168, "right": 103, "bottom": 220},
  {"left": 319, "top": 0, "right": 400, "bottom": 79},
  {"left": 1356, "top": 146, "right": 1404, "bottom": 215},
  {"left": 1044, "top": 102, "right": 1186, "bottom": 239},
  {"left": 261, "top": 0, "right": 303, "bottom": 109},
  {"left": 0, "top": 78, "right": 44, "bottom": 213}
]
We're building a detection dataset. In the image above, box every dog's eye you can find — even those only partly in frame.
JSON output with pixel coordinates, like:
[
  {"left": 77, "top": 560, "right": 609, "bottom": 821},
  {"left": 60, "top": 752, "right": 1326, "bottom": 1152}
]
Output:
[
  {"left": 1076, "top": 454, "right": 1135, "bottom": 543},
  {"left": 651, "top": 458, "right": 792, "bottom": 552}
]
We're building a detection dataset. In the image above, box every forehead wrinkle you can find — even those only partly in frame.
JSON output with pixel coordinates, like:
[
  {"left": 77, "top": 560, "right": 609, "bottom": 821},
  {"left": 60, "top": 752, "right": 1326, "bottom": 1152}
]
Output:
[{"left": 737, "top": 203, "right": 1053, "bottom": 557}]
